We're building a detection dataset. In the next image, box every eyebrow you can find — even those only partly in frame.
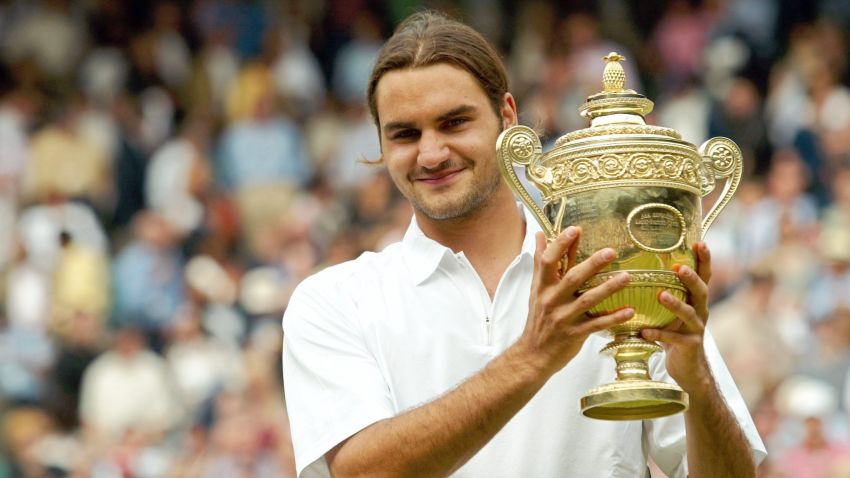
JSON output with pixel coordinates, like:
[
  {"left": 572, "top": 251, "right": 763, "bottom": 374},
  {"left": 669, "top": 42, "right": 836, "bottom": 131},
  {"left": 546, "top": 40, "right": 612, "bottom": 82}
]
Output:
[
  {"left": 436, "top": 105, "right": 477, "bottom": 122},
  {"left": 382, "top": 105, "right": 478, "bottom": 134}
]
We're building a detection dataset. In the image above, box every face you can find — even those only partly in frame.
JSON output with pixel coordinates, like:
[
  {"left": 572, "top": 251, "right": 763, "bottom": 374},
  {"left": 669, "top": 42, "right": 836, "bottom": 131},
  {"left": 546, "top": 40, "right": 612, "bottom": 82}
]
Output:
[{"left": 374, "top": 63, "right": 517, "bottom": 221}]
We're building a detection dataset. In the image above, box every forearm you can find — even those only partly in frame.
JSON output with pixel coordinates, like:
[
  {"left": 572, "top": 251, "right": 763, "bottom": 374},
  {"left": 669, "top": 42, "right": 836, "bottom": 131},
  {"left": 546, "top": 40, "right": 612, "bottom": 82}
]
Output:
[
  {"left": 329, "top": 343, "right": 549, "bottom": 478},
  {"left": 329, "top": 231, "right": 631, "bottom": 477},
  {"left": 683, "top": 372, "right": 755, "bottom": 478}
]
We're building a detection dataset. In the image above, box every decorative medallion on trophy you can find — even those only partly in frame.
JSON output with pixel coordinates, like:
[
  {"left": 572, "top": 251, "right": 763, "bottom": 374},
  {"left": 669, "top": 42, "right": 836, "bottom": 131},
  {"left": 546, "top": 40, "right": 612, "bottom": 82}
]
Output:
[{"left": 497, "top": 53, "right": 743, "bottom": 420}]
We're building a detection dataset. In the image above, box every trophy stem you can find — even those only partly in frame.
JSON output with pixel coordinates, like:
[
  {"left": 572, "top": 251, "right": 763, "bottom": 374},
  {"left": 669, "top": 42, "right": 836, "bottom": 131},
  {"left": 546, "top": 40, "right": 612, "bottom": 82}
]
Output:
[
  {"left": 580, "top": 332, "right": 689, "bottom": 421},
  {"left": 605, "top": 333, "right": 660, "bottom": 382}
]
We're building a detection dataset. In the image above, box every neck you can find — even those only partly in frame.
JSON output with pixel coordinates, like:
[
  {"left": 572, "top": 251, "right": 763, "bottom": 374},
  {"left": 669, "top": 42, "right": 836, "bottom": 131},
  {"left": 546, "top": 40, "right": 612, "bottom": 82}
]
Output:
[{"left": 416, "top": 185, "right": 526, "bottom": 296}]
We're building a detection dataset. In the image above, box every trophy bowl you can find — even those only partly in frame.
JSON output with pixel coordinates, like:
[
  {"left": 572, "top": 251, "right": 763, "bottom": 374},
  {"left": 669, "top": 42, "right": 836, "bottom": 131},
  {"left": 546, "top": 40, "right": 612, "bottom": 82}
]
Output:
[{"left": 497, "top": 53, "right": 742, "bottom": 420}]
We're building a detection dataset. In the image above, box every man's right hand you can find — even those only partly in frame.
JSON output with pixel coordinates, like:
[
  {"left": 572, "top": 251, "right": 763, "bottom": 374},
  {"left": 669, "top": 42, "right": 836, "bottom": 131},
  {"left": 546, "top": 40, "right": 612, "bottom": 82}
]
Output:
[{"left": 516, "top": 226, "right": 634, "bottom": 377}]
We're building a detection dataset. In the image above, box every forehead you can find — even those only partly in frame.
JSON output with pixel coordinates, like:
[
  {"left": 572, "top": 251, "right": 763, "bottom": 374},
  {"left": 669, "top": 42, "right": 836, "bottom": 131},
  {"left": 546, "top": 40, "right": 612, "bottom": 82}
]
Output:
[{"left": 374, "top": 63, "right": 490, "bottom": 125}]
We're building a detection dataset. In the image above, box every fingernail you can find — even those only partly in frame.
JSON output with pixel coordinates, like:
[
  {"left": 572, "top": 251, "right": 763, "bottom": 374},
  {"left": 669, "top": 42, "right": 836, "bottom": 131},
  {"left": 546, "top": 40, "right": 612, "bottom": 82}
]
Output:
[
  {"left": 602, "top": 249, "right": 616, "bottom": 261},
  {"left": 617, "top": 272, "right": 630, "bottom": 285},
  {"left": 622, "top": 308, "right": 634, "bottom": 318},
  {"left": 659, "top": 291, "right": 671, "bottom": 303},
  {"left": 563, "top": 226, "right": 577, "bottom": 240},
  {"left": 680, "top": 266, "right": 692, "bottom": 277}
]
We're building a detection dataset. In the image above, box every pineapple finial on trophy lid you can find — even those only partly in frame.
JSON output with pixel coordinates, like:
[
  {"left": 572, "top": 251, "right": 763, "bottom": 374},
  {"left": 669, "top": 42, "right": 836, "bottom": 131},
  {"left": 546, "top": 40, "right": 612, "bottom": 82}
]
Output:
[
  {"left": 577, "top": 51, "right": 653, "bottom": 123},
  {"left": 602, "top": 52, "right": 627, "bottom": 93}
]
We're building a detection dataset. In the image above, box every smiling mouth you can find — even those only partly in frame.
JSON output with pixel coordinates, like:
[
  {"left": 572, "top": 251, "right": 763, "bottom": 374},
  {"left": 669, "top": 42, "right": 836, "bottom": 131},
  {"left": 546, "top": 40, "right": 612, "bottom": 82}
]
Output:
[{"left": 417, "top": 169, "right": 465, "bottom": 185}]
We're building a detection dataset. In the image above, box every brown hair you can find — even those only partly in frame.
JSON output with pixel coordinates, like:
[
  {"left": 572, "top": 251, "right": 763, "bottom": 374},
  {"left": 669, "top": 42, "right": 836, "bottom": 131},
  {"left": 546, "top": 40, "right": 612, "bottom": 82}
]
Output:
[{"left": 366, "top": 11, "right": 510, "bottom": 132}]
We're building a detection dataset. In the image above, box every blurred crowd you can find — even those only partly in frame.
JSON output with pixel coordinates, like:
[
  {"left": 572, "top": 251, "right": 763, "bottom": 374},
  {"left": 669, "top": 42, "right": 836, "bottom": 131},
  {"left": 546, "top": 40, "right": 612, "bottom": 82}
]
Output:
[{"left": 0, "top": 0, "right": 849, "bottom": 477}]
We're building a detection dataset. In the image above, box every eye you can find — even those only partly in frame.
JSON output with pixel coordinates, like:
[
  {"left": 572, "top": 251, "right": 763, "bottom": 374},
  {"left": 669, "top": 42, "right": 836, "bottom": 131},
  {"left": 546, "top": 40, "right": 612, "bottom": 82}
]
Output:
[
  {"left": 444, "top": 117, "right": 468, "bottom": 128},
  {"left": 391, "top": 129, "right": 420, "bottom": 141}
]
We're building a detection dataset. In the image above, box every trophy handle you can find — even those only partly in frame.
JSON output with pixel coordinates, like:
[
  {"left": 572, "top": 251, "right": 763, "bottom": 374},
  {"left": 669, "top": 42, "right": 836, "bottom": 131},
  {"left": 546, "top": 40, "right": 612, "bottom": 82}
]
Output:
[
  {"left": 496, "top": 125, "right": 557, "bottom": 240},
  {"left": 698, "top": 137, "right": 743, "bottom": 238}
]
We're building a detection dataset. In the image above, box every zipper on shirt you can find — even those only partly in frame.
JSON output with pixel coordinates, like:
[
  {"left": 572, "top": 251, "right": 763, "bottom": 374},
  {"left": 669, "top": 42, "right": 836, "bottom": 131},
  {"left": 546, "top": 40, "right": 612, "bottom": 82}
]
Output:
[{"left": 457, "top": 253, "right": 498, "bottom": 347}]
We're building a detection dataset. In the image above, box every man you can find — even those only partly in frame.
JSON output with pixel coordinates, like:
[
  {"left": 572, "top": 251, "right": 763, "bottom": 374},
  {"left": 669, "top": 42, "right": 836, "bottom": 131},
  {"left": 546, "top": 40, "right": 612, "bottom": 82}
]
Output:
[{"left": 283, "top": 11, "right": 766, "bottom": 478}]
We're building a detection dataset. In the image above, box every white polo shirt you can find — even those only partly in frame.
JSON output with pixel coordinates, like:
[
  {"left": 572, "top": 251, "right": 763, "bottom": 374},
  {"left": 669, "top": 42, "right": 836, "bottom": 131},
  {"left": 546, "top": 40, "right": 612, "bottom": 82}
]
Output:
[{"left": 282, "top": 206, "right": 767, "bottom": 477}]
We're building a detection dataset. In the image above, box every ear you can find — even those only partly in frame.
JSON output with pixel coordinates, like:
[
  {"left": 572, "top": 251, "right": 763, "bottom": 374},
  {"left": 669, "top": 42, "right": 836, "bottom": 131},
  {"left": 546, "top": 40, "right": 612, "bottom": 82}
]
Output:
[{"left": 500, "top": 92, "right": 519, "bottom": 130}]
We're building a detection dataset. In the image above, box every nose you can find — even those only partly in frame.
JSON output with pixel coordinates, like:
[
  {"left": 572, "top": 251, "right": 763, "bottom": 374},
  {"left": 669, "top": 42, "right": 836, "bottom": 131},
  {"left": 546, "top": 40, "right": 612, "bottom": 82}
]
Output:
[{"left": 417, "top": 129, "right": 450, "bottom": 169}]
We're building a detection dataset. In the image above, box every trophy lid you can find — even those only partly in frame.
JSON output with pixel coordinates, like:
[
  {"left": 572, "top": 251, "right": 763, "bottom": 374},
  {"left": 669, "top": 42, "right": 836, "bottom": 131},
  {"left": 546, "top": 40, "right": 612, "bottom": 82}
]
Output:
[{"left": 555, "top": 52, "right": 681, "bottom": 147}]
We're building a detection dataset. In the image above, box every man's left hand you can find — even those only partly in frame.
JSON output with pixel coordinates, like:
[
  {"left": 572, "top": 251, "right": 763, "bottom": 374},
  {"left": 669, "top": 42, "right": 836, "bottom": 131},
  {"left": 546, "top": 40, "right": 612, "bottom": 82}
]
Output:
[{"left": 641, "top": 242, "right": 712, "bottom": 392}]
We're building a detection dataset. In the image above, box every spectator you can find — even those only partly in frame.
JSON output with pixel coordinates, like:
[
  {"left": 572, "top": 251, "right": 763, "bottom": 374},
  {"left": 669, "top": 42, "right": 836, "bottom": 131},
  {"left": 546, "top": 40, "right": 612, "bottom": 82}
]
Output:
[
  {"left": 271, "top": 22, "right": 327, "bottom": 119},
  {"left": 737, "top": 150, "right": 818, "bottom": 267},
  {"left": 708, "top": 76, "right": 770, "bottom": 177},
  {"left": 331, "top": 11, "right": 382, "bottom": 106},
  {"left": 165, "top": 307, "right": 245, "bottom": 417},
  {"left": 773, "top": 376, "right": 850, "bottom": 477},
  {"left": 804, "top": 223, "right": 850, "bottom": 323},
  {"left": 78, "top": 326, "right": 183, "bottom": 443},
  {"left": 218, "top": 65, "right": 311, "bottom": 188},
  {"left": 145, "top": 117, "right": 213, "bottom": 236},
  {"left": 23, "top": 97, "right": 112, "bottom": 207},
  {"left": 17, "top": 199, "right": 109, "bottom": 273},
  {"left": 2, "top": 0, "right": 88, "bottom": 81},
  {"left": 51, "top": 231, "right": 110, "bottom": 336},
  {"left": 112, "top": 211, "right": 185, "bottom": 342}
]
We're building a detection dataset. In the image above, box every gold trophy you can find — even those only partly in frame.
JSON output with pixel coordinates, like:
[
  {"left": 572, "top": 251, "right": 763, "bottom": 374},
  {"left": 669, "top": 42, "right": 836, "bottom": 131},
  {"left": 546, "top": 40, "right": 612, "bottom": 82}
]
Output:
[{"left": 497, "top": 53, "right": 742, "bottom": 420}]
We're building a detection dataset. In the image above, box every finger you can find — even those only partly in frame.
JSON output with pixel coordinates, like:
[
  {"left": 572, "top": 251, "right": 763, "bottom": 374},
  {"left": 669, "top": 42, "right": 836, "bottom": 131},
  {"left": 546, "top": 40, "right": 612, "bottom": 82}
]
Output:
[
  {"left": 565, "top": 226, "right": 581, "bottom": 270},
  {"left": 555, "top": 271, "right": 630, "bottom": 318},
  {"left": 661, "top": 318, "right": 683, "bottom": 332},
  {"left": 554, "top": 247, "right": 618, "bottom": 296},
  {"left": 693, "top": 242, "right": 712, "bottom": 284},
  {"left": 658, "top": 290, "right": 703, "bottom": 333},
  {"left": 574, "top": 307, "right": 634, "bottom": 336},
  {"left": 641, "top": 327, "right": 697, "bottom": 346},
  {"left": 531, "top": 231, "right": 546, "bottom": 290},
  {"left": 534, "top": 231, "right": 546, "bottom": 261},
  {"left": 677, "top": 264, "right": 709, "bottom": 319},
  {"left": 538, "top": 227, "right": 579, "bottom": 285}
]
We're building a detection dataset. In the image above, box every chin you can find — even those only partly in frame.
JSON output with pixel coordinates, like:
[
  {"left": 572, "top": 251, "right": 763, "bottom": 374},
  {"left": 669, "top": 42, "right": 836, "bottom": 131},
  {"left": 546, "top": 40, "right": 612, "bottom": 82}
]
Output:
[
  {"left": 409, "top": 171, "right": 502, "bottom": 221},
  {"left": 414, "top": 193, "right": 482, "bottom": 221}
]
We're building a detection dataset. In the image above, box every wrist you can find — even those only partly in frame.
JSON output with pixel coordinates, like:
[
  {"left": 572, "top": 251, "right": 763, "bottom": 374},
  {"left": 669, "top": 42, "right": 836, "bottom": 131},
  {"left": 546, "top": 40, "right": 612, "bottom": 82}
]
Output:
[
  {"left": 679, "top": 357, "right": 716, "bottom": 400},
  {"left": 504, "top": 338, "right": 557, "bottom": 383}
]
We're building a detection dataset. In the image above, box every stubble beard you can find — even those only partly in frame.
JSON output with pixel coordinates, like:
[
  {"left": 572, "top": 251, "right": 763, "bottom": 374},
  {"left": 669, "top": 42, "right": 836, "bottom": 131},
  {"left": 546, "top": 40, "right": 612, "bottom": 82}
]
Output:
[{"left": 408, "top": 161, "right": 503, "bottom": 221}]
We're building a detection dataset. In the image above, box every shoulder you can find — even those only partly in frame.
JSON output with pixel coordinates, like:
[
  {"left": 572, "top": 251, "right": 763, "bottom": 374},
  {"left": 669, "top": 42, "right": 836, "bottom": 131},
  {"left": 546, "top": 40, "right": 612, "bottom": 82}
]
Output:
[
  {"left": 285, "top": 244, "right": 404, "bottom": 325},
  {"left": 297, "top": 243, "right": 403, "bottom": 293},
  {"left": 82, "top": 352, "right": 121, "bottom": 379}
]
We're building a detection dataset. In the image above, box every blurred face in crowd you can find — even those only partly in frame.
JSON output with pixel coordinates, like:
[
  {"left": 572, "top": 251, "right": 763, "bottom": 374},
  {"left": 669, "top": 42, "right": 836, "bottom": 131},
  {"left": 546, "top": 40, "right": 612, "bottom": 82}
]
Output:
[
  {"left": 767, "top": 151, "right": 809, "bottom": 202},
  {"left": 374, "top": 63, "right": 516, "bottom": 221},
  {"left": 115, "top": 328, "right": 145, "bottom": 358}
]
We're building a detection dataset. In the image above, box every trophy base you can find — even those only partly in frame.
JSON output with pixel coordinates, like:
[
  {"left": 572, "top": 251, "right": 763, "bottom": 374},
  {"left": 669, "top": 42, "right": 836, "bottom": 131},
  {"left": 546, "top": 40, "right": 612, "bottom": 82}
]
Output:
[{"left": 580, "top": 380, "right": 689, "bottom": 420}]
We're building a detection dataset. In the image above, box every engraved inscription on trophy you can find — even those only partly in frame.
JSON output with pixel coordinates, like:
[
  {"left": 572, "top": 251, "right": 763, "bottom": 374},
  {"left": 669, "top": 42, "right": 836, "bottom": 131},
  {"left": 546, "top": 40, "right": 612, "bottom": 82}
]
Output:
[
  {"left": 565, "top": 195, "right": 597, "bottom": 224},
  {"left": 626, "top": 203, "right": 686, "bottom": 253}
]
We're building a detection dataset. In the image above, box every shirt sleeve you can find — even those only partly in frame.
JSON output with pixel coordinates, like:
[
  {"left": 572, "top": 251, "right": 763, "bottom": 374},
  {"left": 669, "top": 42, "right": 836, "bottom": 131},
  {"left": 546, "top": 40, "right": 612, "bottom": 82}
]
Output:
[
  {"left": 643, "top": 331, "right": 768, "bottom": 477},
  {"left": 282, "top": 271, "right": 395, "bottom": 477}
]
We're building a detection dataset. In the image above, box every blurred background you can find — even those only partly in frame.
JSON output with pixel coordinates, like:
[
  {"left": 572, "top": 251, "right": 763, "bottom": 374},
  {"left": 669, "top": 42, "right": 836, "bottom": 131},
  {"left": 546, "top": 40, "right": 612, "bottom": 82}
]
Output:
[{"left": 0, "top": 0, "right": 849, "bottom": 476}]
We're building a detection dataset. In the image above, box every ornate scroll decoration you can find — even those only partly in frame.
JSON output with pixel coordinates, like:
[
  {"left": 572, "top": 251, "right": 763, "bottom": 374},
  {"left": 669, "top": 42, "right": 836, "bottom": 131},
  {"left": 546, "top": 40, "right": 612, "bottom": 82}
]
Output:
[
  {"left": 698, "top": 137, "right": 743, "bottom": 236},
  {"left": 542, "top": 147, "right": 704, "bottom": 199},
  {"left": 496, "top": 126, "right": 557, "bottom": 239}
]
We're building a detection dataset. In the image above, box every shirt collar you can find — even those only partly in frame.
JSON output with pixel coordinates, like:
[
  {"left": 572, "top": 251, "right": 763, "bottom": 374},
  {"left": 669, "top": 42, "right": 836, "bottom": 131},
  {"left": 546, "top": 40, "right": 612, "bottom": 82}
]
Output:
[{"left": 402, "top": 203, "right": 543, "bottom": 285}]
